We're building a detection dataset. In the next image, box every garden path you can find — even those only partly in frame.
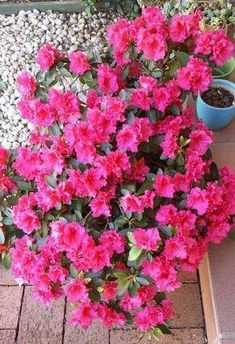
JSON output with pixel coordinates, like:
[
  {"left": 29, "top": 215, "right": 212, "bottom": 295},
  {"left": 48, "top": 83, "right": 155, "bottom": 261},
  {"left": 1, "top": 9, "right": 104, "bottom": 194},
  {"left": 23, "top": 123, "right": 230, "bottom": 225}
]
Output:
[{"left": 0, "top": 267, "right": 206, "bottom": 343}]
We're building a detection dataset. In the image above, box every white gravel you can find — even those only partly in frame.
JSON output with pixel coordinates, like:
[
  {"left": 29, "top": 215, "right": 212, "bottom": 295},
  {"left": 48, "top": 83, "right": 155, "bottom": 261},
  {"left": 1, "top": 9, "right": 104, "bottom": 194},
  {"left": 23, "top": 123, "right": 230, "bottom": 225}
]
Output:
[{"left": 0, "top": 9, "right": 118, "bottom": 149}]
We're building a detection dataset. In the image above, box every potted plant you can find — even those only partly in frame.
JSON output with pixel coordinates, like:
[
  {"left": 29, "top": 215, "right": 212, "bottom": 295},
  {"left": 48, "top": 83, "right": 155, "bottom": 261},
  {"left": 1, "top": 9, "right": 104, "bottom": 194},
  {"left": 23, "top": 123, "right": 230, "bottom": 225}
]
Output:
[
  {"left": 0, "top": 7, "right": 235, "bottom": 341},
  {"left": 197, "top": 79, "right": 235, "bottom": 130}
]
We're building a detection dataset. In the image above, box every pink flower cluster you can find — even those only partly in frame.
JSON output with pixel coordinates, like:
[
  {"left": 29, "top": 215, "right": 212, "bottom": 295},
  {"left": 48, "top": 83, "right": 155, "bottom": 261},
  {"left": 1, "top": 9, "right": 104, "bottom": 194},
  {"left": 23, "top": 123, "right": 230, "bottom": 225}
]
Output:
[
  {"left": 0, "top": 147, "right": 16, "bottom": 193},
  {"left": 1, "top": 6, "right": 234, "bottom": 336},
  {"left": 195, "top": 30, "right": 234, "bottom": 66}
]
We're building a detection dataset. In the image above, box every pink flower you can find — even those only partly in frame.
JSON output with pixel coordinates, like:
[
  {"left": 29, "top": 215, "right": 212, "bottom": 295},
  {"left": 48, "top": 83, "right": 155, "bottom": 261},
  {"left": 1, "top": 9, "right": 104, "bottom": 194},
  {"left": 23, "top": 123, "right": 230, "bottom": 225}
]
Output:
[
  {"left": 128, "top": 158, "right": 150, "bottom": 183},
  {"left": 17, "top": 72, "right": 37, "bottom": 97},
  {"left": 211, "top": 30, "right": 234, "bottom": 66},
  {"left": 137, "top": 29, "right": 167, "bottom": 61},
  {"left": 102, "top": 282, "right": 118, "bottom": 301},
  {"left": 69, "top": 302, "right": 98, "bottom": 329},
  {"left": 186, "top": 154, "right": 206, "bottom": 182},
  {"left": 0, "top": 172, "right": 16, "bottom": 193},
  {"left": 156, "top": 205, "right": 177, "bottom": 225},
  {"left": 120, "top": 193, "right": 142, "bottom": 214},
  {"left": 137, "top": 284, "right": 157, "bottom": 305},
  {"left": 36, "top": 44, "right": 60, "bottom": 71},
  {"left": 13, "top": 194, "right": 40, "bottom": 234},
  {"left": 164, "top": 237, "right": 187, "bottom": 260},
  {"left": 169, "top": 12, "right": 201, "bottom": 42},
  {"left": 132, "top": 118, "right": 153, "bottom": 143},
  {"left": 153, "top": 86, "right": 170, "bottom": 112},
  {"left": 142, "top": 256, "right": 181, "bottom": 292},
  {"left": 130, "top": 89, "right": 152, "bottom": 111},
  {"left": 89, "top": 196, "right": 111, "bottom": 218},
  {"left": 187, "top": 187, "right": 208, "bottom": 215},
  {"left": 169, "top": 15, "right": 191, "bottom": 42},
  {"left": 51, "top": 221, "right": 87, "bottom": 251},
  {"left": 0, "top": 147, "right": 9, "bottom": 168},
  {"left": 82, "top": 168, "right": 106, "bottom": 197},
  {"left": 97, "top": 304, "right": 125, "bottom": 328},
  {"left": 173, "top": 173, "right": 190, "bottom": 193},
  {"left": 65, "top": 279, "right": 89, "bottom": 303},
  {"left": 133, "top": 228, "right": 160, "bottom": 251},
  {"left": 48, "top": 89, "right": 80, "bottom": 123},
  {"left": 117, "top": 125, "right": 138, "bottom": 152},
  {"left": 97, "top": 64, "right": 119, "bottom": 95},
  {"left": 177, "top": 57, "right": 213, "bottom": 94},
  {"left": 99, "top": 230, "right": 125, "bottom": 254},
  {"left": 69, "top": 51, "right": 90, "bottom": 75},
  {"left": 139, "top": 76, "right": 158, "bottom": 92},
  {"left": 18, "top": 99, "right": 56, "bottom": 127},
  {"left": 160, "top": 133, "right": 178, "bottom": 159},
  {"left": 134, "top": 305, "right": 164, "bottom": 331},
  {"left": 189, "top": 129, "right": 213, "bottom": 156},
  {"left": 90, "top": 246, "right": 111, "bottom": 272},
  {"left": 195, "top": 30, "right": 234, "bottom": 66},
  {"left": 154, "top": 174, "right": 175, "bottom": 198},
  {"left": 120, "top": 292, "right": 142, "bottom": 311}
]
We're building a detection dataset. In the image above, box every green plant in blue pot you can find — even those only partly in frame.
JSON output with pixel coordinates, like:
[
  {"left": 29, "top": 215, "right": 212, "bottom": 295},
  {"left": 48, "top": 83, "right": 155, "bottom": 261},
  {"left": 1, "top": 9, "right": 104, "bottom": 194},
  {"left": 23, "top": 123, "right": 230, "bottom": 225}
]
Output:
[{"left": 197, "top": 79, "right": 235, "bottom": 130}]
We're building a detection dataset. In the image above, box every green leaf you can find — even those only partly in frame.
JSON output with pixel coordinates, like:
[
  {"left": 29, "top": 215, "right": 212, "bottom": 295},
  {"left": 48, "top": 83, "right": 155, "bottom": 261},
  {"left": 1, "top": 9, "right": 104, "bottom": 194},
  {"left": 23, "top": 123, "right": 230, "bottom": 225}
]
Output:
[
  {"left": 59, "top": 67, "right": 73, "bottom": 78},
  {"left": 164, "top": 59, "right": 179, "bottom": 79},
  {"left": 229, "top": 230, "right": 235, "bottom": 240},
  {"left": 2, "top": 253, "right": 11, "bottom": 270},
  {"left": 181, "top": 138, "right": 191, "bottom": 148},
  {"left": 128, "top": 246, "right": 142, "bottom": 261},
  {"left": 81, "top": 71, "right": 97, "bottom": 88},
  {"left": 49, "top": 122, "right": 62, "bottom": 136},
  {"left": 154, "top": 292, "right": 166, "bottom": 304},
  {"left": 176, "top": 51, "right": 189, "bottom": 67},
  {"left": 127, "top": 232, "right": 135, "bottom": 244},
  {"left": 113, "top": 272, "right": 129, "bottom": 279},
  {"left": 114, "top": 215, "right": 128, "bottom": 228},
  {"left": 169, "top": 103, "right": 180, "bottom": 115},
  {"left": 128, "top": 281, "right": 139, "bottom": 296},
  {"left": 159, "top": 225, "right": 173, "bottom": 237},
  {"left": 2, "top": 217, "right": 13, "bottom": 226},
  {"left": 89, "top": 289, "right": 101, "bottom": 302},
  {"left": 118, "top": 278, "right": 130, "bottom": 292},
  {"left": 147, "top": 173, "right": 156, "bottom": 181},
  {"left": 176, "top": 154, "right": 185, "bottom": 166},
  {"left": 135, "top": 277, "right": 150, "bottom": 286},
  {"left": 158, "top": 324, "right": 172, "bottom": 335},
  {"left": 148, "top": 110, "right": 157, "bottom": 123},
  {"left": 137, "top": 180, "right": 154, "bottom": 195},
  {"left": 0, "top": 229, "right": 5, "bottom": 244},
  {"left": 16, "top": 180, "right": 33, "bottom": 192},
  {"left": 210, "top": 162, "right": 219, "bottom": 180},
  {"left": 45, "top": 174, "right": 57, "bottom": 188}
]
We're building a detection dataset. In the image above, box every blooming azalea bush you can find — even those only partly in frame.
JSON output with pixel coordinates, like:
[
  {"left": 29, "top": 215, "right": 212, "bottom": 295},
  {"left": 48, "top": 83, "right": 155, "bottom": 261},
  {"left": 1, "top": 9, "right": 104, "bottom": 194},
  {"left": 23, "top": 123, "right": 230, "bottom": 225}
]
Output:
[{"left": 0, "top": 7, "right": 234, "bottom": 339}]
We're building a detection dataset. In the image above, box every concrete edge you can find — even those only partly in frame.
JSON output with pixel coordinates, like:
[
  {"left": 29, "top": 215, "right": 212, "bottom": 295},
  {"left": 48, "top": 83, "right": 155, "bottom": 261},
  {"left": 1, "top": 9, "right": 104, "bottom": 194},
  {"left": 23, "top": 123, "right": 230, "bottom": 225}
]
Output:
[
  {"left": 0, "top": 1, "right": 106, "bottom": 15},
  {"left": 199, "top": 255, "right": 218, "bottom": 344}
]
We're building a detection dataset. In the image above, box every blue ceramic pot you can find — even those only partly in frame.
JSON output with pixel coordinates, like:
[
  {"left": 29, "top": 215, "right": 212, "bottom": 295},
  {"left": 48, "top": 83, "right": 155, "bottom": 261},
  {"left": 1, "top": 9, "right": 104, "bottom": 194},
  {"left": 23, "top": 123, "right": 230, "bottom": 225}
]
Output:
[{"left": 196, "top": 79, "right": 235, "bottom": 130}]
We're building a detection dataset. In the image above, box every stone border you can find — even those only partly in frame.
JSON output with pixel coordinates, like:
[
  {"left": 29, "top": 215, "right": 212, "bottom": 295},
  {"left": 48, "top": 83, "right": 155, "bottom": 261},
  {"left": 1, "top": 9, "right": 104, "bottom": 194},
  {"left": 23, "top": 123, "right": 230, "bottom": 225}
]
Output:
[{"left": 0, "top": 0, "right": 105, "bottom": 15}]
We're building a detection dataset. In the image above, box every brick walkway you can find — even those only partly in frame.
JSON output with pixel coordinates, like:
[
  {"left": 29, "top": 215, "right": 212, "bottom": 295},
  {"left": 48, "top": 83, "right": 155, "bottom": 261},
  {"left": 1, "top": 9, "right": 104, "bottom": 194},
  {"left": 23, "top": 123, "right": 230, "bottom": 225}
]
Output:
[{"left": 0, "top": 267, "right": 206, "bottom": 344}]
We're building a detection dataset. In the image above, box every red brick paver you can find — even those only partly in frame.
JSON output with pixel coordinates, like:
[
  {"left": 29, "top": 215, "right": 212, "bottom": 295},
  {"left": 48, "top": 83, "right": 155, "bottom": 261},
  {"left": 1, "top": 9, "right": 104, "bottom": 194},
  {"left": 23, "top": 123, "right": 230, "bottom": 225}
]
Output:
[
  {"left": 0, "top": 330, "right": 16, "bottom": 344},
  {"left": 0, "top": 270, "right": 205, "bottom": 343},
  {"left": 0, "top": 266, "right": 17, "bottom": 286},
  {"left": 110, "top": 329, "right": 205, "bottom": 344},
  {"left": 0, "top": 286, "right": 23, "bottom": 329},
  {"left": 64, "top": 304, "right": 109, "bottom": 344},
  {"left": 17, "top": 287, "right": 65, "bottom": 344},
  {"left": 168, "top": 284, "right": 204, "bottom": 328}
]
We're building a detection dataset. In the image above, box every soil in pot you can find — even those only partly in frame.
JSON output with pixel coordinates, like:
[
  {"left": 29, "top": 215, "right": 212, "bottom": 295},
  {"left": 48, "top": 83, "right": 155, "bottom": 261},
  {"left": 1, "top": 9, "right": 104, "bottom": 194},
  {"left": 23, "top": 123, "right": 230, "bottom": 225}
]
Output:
[{"left": 201, "top": 87, "right": 234, "bottom": 108}]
